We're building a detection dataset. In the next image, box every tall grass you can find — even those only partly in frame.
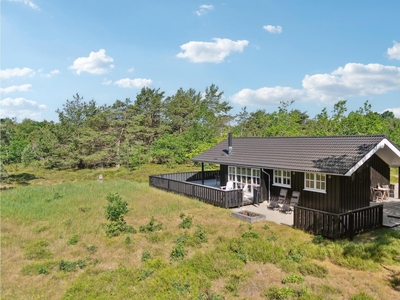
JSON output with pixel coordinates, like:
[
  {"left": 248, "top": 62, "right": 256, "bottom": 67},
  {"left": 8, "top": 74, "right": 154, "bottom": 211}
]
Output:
[{"left": 1, "top": 166, "right": 400, "bottom": 299}]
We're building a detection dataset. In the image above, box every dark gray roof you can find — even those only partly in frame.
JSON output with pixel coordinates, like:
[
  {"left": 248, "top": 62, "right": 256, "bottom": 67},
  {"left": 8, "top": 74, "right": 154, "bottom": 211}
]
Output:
[{"left": 192, "top": 135, "right": 399, "bottom": 175}]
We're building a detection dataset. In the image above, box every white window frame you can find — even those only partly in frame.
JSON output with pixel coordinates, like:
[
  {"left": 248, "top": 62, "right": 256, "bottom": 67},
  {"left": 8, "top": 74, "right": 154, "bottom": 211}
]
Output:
[
  {"left": 228, "top": 166, "right": 260, "bottom": 195},
  {"left": 273, "top": 169, "right": 291, "bottom": 188},
  {"left": 304, "top": 172, "right": 326, "bottom": 193}
]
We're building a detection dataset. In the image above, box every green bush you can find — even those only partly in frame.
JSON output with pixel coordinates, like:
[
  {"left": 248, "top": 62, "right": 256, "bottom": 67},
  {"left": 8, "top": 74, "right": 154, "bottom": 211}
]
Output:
[
  {"left": 141, "top": 250, "right": 152, "bottom": 262},
  {"left": 282, "top": 273, "right": 304, "bottom": 284},
  {"left": 139, "top": 216, "right": 163, "bottom": 233},
  {"left": 263, "top": 286, "right": 294, "bottom": 300},
  {"left": 59, "top": 259, "right": 87, "bottom": 272},
  {"left": 179, "top": 213, "right": 193, "bottom": 229},
  {"left": 170, "top": 242, "right": 187, "bottom": 261},
  {"left": 197, "top": 290, "right": 225, "bottom": 300},
  {"left": 104, "top": 193, "right": 135, "bottom": 237}
]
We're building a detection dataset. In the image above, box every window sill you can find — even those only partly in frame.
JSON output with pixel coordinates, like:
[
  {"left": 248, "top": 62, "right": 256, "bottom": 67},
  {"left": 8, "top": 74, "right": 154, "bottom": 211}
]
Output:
[
  {"left": 304, "top": 188, "right": 326, "bottom": 194},
  {"left": 273, "top": 183, "right": 291, "bottom": 188}
]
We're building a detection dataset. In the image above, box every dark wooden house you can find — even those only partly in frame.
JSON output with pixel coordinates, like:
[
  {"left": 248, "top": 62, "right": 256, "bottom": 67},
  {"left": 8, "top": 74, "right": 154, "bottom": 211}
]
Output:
[{"left": 192, "top": 134, "right": 400, "bottom": 213}]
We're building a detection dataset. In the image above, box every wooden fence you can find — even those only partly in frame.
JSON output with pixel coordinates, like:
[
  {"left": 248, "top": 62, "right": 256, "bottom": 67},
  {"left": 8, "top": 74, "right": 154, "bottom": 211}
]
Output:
[
  {"left": 293, "top": 204, "right": 383, "bottom": 239},
  {"left": 149, "top": 171, "right": 243, "bottom": 208}
]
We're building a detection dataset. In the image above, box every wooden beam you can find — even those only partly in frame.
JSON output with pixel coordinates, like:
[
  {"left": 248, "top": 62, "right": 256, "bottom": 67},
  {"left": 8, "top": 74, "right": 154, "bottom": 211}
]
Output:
[
  {"left": 398, "top": 167, "right": 400, "bottom": 199},
  {"left": 202, "top": 163, "right": 205, "bottom": 185}
]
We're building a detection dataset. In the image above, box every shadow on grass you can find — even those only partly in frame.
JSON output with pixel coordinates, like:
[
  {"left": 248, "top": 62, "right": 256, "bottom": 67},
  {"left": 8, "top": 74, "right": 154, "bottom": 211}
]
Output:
[{"left": 7, "top": 173, "right": 39, "bottom": 185}]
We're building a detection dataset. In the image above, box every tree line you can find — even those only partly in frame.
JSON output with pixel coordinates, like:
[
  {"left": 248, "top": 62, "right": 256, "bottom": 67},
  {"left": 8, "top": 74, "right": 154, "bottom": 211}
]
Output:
[{"left": 1, "top": 84, "right": 399, "bottom": 170}]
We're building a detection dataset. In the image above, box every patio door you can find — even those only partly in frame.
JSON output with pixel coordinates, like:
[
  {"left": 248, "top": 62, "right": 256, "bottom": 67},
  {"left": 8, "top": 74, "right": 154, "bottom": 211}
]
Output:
[{"left": 228, "top": 166, "right": 260, "bottom": 194}]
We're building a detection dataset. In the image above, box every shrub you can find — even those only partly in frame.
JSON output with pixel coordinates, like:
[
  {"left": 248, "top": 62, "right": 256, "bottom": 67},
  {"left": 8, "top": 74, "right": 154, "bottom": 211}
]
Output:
[
  {"left": 104, "top": 193, "right": 135, "bottom": 237},
  {"left": 193, "top": 225, "right": 208, "bottom": 243},
  {"left": 286, "top": 248, "right": 304, "bottom": 263},
  {"left": 313, "top": 235, "right": 324, "bottom": 244},
  {"left": 139, "top": 216, "right": 163, "bottom": 233},
  {"left": 86, "top": 245, "right": 98, "bottom": 254},
  {"left": 179, "top": 213, "right": 193, "bottom": 229},
  {"left": 241, "top": 231, "right": 260, "bottom": 239},
  {"left": 170, "top": 242, "right": 187, "bottom": 261},
  {"left": 224, "top": 272, "right": 245, "bottom": 296},
  {"left": 59, "top": 259, "right": 87, "bottom": 272},
  {"left": 282, "top": 274, "right": 304, "bottom": 284}
]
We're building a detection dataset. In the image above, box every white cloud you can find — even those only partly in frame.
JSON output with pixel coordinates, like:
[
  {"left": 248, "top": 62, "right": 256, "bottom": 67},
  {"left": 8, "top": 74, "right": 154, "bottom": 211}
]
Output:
[
  {"left": 0, "top": 84, "right": 32, "bottom": 94},
  {"left": 69, "top": 49, "right": 114, "bottom": 75},
  {"left": 0, "top": 97, "right": 46, "bottom": 121},
  {"left": 388, "top": 41, "right": 400, "bottom": 60},
  {"left": 177, "top": 38, "right": 249, "bottom": 63},
  {"left": 263, "top": 25, "right": 282, "bottom": 34},
  {"left": 196, "top": 4, "right": 214, "bottom": 16},
  {"left": 7, "top": 0, "right": 40, "bottom": 10},
  {"left": 46, "top": 70, "right": 60, "bottom": 77},
  {"left": 102, "top": 78, "right": 112, "bottom": 85},
  {"left": 231, "top": 63, "right": 400, "bottom": 106},
  {"left": 114, "top": 78, "right": 152, "bottom": 89},
  {"left": 231, "top": 87, "right": 305, "bottom": 106},
  {"left": 0, "top": 67, "right": 35, "bottom": 79},
  {"left": 127, "top": 67, "right": 135, "bottom": 73}
]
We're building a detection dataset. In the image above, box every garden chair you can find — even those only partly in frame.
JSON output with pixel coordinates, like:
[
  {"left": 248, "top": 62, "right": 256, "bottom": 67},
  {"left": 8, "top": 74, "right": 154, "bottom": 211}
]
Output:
[
  {"left": 290, "top": 191, "right": 300, "bottom": 207},
  {"left": 221, "top": 180, "right": 234, "bottom": 190},
  {"left": 277, "top": 188, "right": 288, "bottom": 204},
  {"left": 267, "top": 198, "right": 281, "bottom": 210}
]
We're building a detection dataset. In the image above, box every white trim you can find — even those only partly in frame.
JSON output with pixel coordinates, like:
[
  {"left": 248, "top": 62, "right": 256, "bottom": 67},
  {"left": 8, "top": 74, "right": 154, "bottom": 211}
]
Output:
[
  {"left": 272, "top": 183, "right": 291, "bottom": 188},
  {"left": 345, "top": 139, "right": 400, "bottom": 176},
  {"left": 304, "top": 188, "right": 327, "bottom": 194}
]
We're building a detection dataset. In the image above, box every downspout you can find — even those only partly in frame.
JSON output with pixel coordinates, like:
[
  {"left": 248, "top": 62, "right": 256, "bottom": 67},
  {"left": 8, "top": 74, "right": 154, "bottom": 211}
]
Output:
[
  {"left": 201, "top": 162, "right": 205, "bottom": 185},
  {"left": 261, "top": 168, "right": 271, "bottom": 202}
]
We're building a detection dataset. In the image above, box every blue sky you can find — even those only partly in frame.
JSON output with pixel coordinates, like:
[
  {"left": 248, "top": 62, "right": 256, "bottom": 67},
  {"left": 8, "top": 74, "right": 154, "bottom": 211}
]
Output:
[{"left": 1, "top": 0, "right": 400, "bottom": 122}]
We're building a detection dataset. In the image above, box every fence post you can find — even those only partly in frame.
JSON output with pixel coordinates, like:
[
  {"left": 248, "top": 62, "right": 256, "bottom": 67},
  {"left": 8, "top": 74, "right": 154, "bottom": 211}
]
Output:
[{"left": 349, "top": 213, "right": 354, "bottom": 240}]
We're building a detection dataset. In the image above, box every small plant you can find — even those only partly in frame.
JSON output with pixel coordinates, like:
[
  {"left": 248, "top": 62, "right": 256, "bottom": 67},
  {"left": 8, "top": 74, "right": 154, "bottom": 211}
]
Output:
[
  {"left": 59, "top": 259, "right": 87, "bottom": 272},
  {"left": 313, "top": 235, "right": 324, "bottom": 244},
  {"left": 125, "top": 236, "right": 131, "bottom": 244},
  {"left": 286, "top": 248, "right": 303, "bottom": 263},
  {"left": 137, "top": 268, "right": 154, "bottom": 282},
  {"left": 141, "top": 250, "right": 152, "bottom": 262},
  {"left": 247, "top": 224, "right": 253, "bottom": 230},
  {"left": 179, "top": 213, "right": 193, "bottom": 229},
  {"left": 86, "top": 245, "right": 98, "bottom": 254},
  {"left": 263, "top": 224, "right": 270, "bottom": 230},
  {"left": 282, "top": 274, "right": 304, "bottom": 284},
  {"left": 67, "top": 235, "right": 78, "bottom": 245},
  {"left": 38, "top": 268, "right": 49, "bottom": 275},
  {"left": 104, "top": 193, "right": 135, "bottom": 237},
  {"left": 170, "top": 242, "right": 187, "bottom": 261},
  {"left": 171, "top": 280, "right": 190, "bottom": 293},
  {"left": 194, "top": 225, "right": 208, "bottom": 243},
  {"left": 241, "top": 231, "right": 260, "bottom": 239},
  {"left": 139, "top": 216, "right": 163, "bottom": 233}
]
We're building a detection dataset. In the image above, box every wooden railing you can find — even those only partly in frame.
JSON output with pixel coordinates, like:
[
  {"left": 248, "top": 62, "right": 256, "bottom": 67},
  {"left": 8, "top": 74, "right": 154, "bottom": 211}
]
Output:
[
  {"left": 149, "top": 172, "right": 243, "bottom": 208},
  {"left": 294, "top": 204, "right": 383, "bottom": 239}
]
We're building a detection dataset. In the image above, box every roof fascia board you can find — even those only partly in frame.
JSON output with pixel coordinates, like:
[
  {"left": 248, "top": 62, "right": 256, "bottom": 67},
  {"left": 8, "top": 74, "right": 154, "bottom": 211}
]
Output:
[{"left": 344, "top": 139, "right": 400, "bottom": 176}]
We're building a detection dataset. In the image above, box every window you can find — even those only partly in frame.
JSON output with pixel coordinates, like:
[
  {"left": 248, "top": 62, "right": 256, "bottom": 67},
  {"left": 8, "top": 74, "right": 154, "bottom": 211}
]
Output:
[
  {"left": 273, "top": 169, "right": 291, "bottom": 187},
  {"left": 305, "top": 172, "right": 326, "bottom": 193},
  {"left": 228, "top": 166, "right": 260, "bottom": 194}
]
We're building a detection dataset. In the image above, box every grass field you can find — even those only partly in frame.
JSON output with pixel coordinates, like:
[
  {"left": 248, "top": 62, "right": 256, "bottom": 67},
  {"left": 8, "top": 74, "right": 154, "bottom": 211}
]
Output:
[{"left": 1, "top": 165, "right": 400, "bottom": 299}]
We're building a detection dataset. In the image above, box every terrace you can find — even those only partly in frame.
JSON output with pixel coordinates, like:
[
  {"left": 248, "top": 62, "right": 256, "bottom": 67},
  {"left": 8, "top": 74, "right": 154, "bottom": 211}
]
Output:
[{"left": 149, "top": 171, "right": 400, "bottom": 239}]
